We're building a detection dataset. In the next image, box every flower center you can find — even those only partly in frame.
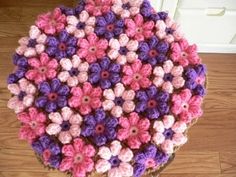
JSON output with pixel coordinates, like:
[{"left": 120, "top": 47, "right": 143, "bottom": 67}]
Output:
[
  {"left": 122, "top": 2, "right": 131, "bottom": 10},
  {"left": 130, "top": 126, "right": 139, "bottom": 136},
  {"left": 50, "top": 19, "right": 57, "bottom": 26},
  {"left": 147, "top": 99, "right": 157, "bottom": 108},
  {"left": 60, "top": 121, "right": 71, "bottom": 131},
  {"left": 76, "top": 22, "right": 86, "bottom": 29},
  {"left": 119, "top": 47, "right": 128, "bottom": 55},
  {"left": 182, "top": 103, "right": 189, "bottom": 110},
  {"left": 38, "top": 66, "right": 47, "bottom": 74},
  {"left": 195, "top": 76, "right": 202, "bottom": 84},
  {"left": 109, "top": 156, "right": 121, "bottom": 167},
  {"left": 59, "top": 43, "right": 67, "bottom": 51},
  {"left": 181, "top": 52, "right": 188, "bottom": 58},
  {"left": 47, "top": 93, "right": 58, "bottom": 101},
  {"left": 27, "top": 39, "right": 37, "bottom": 48},
  {"left": 89, "top": 46, "right": 97, "bottom": 53},
  {"left": 74, "top": 153, "right": 84, "bottom": 164},
  {"left": 163, "top": 128, "right": 174, "bottom": 139},
  {"left": 145, "top": 158, "right": 156, "bottom": 168},
  {"left": 136, "top": 27, "right": 143, "bottom": 33},
  {"left": 101, "top": 71, "right": 110, "bottom": 79},
  {"left": 30, "top": 121, "right": 37, "bottom": 129},
  {"left": 163, "top": 73, "right": 173, "bottom": 82},
  {"left": 106, "top": 24, "right": 115, "bottom": 32},
  {"left": 69, "top": 68, "right": 79, "bottom": 76},
  {"left": 165, "top": 27, "right": 174, "bottom": 34},
  {"left": 149, "top": 49, "right": 158, "bottom": 57},
  {"left": 43, "top": 149, "right": 51, "bottom": 162},
  {"left": 133, "top": 73, "right": 142, "bottom": 81},
  {"left": 114, "top": 97, "right": 124, "bottom": 106},
  {"left": 95, "top": 124, "right": 105, "bottom": 134},
  {"left": 18, "top": 91, "right": 26, "bottom": 101},
  {"left": 82, "top": 96, "right": 91, "bottom": 104}
]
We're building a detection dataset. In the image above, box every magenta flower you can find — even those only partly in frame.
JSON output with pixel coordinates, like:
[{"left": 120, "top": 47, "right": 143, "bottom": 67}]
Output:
[{"left": 85, "top": 0, "right": 112, "bottom": 16}]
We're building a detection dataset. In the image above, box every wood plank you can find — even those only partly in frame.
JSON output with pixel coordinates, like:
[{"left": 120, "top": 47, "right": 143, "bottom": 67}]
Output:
[
  {"left": 159, "top": 174, "right": 236, "bottom": 177},
  {"left": 0, "top": 172, "right": 66, "bottom": 177},
  {"left": 0, "top": 37, "right": 19, "bottom": 53},
  {"left": 0, "top": 7, "right": 22, "bottom": 22},
  {"left": 0, "top": 23, "right": 29, "bottom": 38},
  {"left": 220, "top": 152, "right": 236, "bottom": 174}
]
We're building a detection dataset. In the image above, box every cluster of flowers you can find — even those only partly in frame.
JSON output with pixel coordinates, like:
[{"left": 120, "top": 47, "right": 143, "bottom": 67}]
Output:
[{"left": 7, "top": 0, "right": 207, "bottom": 177}]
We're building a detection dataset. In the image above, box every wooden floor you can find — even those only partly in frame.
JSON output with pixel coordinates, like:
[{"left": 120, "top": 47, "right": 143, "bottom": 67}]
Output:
[{"left": 0, "top": 1, "right": 236, "bottom": 177}]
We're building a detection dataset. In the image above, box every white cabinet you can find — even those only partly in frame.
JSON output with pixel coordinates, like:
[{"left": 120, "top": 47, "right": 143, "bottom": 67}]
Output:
[{"left": 150, "top": 0, "right": 236, "bottom": 53}]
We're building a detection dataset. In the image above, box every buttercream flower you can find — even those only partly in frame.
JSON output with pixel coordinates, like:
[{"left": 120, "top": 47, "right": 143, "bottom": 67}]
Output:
[
  {"left": 184, "top": 64, "right": 207, "bottom": 96},
  {"left": 152, "top": 115, "right": 188, "bottom": 154},
  {"left": 95, "top": 140, "right": 133, "bottom": 177},
  {"left": 35, "top": 79, "right": 70, "bottom": 113},
  {"left": 58, "top": 55, "right": 89, "bottom": 87},
  {"left": 103, "top": 83, "right": 135, "bottom": 117},
  {"left": 77, "top": 33, "right": 108, "bottom": 63},
  {"left": 7, "top": 53, "right": 28, "bottom": 84},
  {"left": 138, "top": 36, "right": 169, "bottom": 66},
  {"left": 81, "top": 109, "right": 118, "bottom": 146},
  {"left": 112, "top": 0, "right": 143, "bottom": 18},
  {"left": 46, "top": 30, "right": 77, "bottom": 60},
  {"left": 122, "top": 59, "right": 152, "bottom": 91},
  {"left": 66, "top": 10, "right": 95, "bottom": 38},
  {"left": 108, "top": 34, "right": 139, "bottom": 65},
  {"left": 85, "top": 0, "right": 112, "bottom": 16},
  {"left": 153, "top": 60, "right": 185, "bottom": 93},
  {"left": 25, "top": 53, "right": 59, "bottom": 84},
  {"left": 60, "top": 138, "right": 95, "bottom": 177},
  {"left": 68, "top": 82, "right": 102, "bottom": 115},
  {"left": 17, "top": 107, "right": 46, "bottom": 143},
  {"left": 125, "top": 14, "right": 154, "bottom": 41},
  {"left": 133, "top": 144, "right": 170, "bottom": 177},
  {"left": 171, "top": 39, "right": 201, "bottom": 67},
  {"left": 171, "top": 89, "right": 203, "bottom": 123},
  {"left": 88, "top": 57, "right": 121, "bottom": 89},
  {"left": 7, "top": 78, "right": 36, "bottom": 113},
  {"left": 46, "top": 107, "right": 83, "bottom": 144},
  {"left": 95, "top": 11, "right": 124, "bottom": 40},
  {"left": 135, "top": 85, "right": 170, "bottom": 119},
  {"left": 36, "top": 7, "right": 66, "bottom": 35},
  {"left": 16, "top": 25, "right": 47, "bottom": 57},
  {"left": 117, "top": 112, "right": 151, "bottom": 149},
  {"left": 32, "top": 135, "right": 61, "bottom": 168}
]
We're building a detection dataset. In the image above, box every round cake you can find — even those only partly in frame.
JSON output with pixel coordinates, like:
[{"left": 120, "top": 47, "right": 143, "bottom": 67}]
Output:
[{"left": 6, "top": 0, "right": 207, "bottom": 177}]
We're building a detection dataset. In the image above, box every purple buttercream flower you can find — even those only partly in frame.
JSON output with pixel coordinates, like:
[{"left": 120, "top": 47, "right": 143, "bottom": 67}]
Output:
[
  {"left": 88, "top": 57, "right": 121, "bottom": 89},
  {"left": 45, "top": 30, "right": 77, "bottom": 60},
  {"left": 7, "top": 53, "right": 28, "bottom": 84},
  {"left": 184, "top": 64, "right": 207, "bottom": 96},
  {"left": 60, "top": 6, "right": 76, "bottom": 16},
  {"left": 138, "top": 36, "right": 169, "bottom": 65},
  {"left": 81, "top": 108, "right": 118, "bottom": 146},
  {"left": 32, "top": 135, "right": 61, "bottom": 168},
  {"left": 95, "top": 11, "right": 124, "bottom": 40},
  {"left": 35, "top": 78, "right": 70, "bottom": 112},
  {"left": 133, "top": 144, "right": 169, "bottom": 177},
  {"left": 135, "top": 85, "right": 170, "bottom": 119}
]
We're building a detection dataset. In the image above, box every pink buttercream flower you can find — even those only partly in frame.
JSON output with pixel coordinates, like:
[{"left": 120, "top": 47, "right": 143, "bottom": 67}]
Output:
[
  {"left": 122, "top": 59, "right": 152, "bottom": 91},
  {"left": 7, "top": 78, "right": 36, "bottom": 113},
  {"left": 155, "top": 16, "right": 183, "bottom": 43},
  {"left": 58, "top": 55, "right": 89, "bottom": 87},
  {"left": 103, "top": 83, "right": 135, "bottom": 117},
  {"left": 46, "top": 107, "right": 83, "bottom": 144},
  {"left": 171, "top": 89, "right": 203, "bottom": 123},
  {"left": 112, "top": 0, "right": 143, "bottom": 18},
  {"left": 171, "top": 39, "right": 201, "bottom": 67},
  {"left": 60, "top": 138, "right": 95, "bottom": 177},
  {"left": 153, "top": 60, "right": 185, "bottom": 93},
  {"left": 117, "top": 112, "right": 151, "bottom": 149},
  {"left": 125, "top": 14, "right": 154, "bottom": 41},
  {"left": 95, "top": 140, "right": 134, "bottom": 177},
  {"left": 152, "top": 115, "right": 188, "bottom": 154},
  {"left": 16, "top": 25, "right": 47, "bottom": 57},
  {"left": 77, "top": 33, "right": 108, "bottom": 63},
  {"left": 66, "top": 10, "right": 95, "bottom": 38},
  {"left": 69, "top": 82, "right": 102, "bottom": 115},
  {"left": 108, "top": 34, "right": 139, "bottom": 65},
  {"left": 25, "top": 53, "right": 58, "bottom": 84},
  {"left": 85, "top": 0, "right": 112, "bottom": 16},
  {"left": 17, "top": 107, "right": 46, "bottom": 143},
  {"left": 36, "top": 7, "right": 66, "bottom": 35}
]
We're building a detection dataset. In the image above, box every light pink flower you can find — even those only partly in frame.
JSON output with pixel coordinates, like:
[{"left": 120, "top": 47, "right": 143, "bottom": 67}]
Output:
[
  {"left": 108, "top": 34, "right": 139, "bottom": 65},
  {"left": 95, "top": 140, "right": 133, "bottom": 177},
  {"left": 122, "top": 59, "right": 152, "bottom": 91},
  {"left": 7, "top": 78, "right": 36, "bottom": 113},
  {"left": 171, "top": 39, "right": 201, "bottom": 67},
  {"left": 152, "top": 115, "right": 188, "bottom": 154},
  {"left": 153, "top": 60, "right": 185, "bottom": 93},
  {"left": 117, "top": 112, "right": 151, "bottom": 149},
  {"left": 85, "top": 0, "right": 112, "bottom": 16},
  {"left": 69, "top": 82, "right": 102, "bottom": 115},
  {"left": 112, "top": 0, "right": 143, "bottom": 18},
  {"left": 58, "top": 55, "right": 89, "bottom": 87},
  {"left": 77, "top": 33, "right": 108, "bottom": 63},
  {"left": 25, "top": 53, "right": 58, "bottom": 84},
  {"left": 171, "top": 89, "right": 203, "bottom": 123},
  {"left": 155, "top": 17, "right": 183, "bottom": 43},
  {"left": 66, "top": 11, "right": 95, "bottom": 38},
  {"left": 17, "top": 107, "right": 46, "bottom": 143},
  {"left": 60, "top": 138, "right": 95, "bottom": 177},
  {"left": 125, "top": 14, "right": 154, "bottom": 41},
  {"left": 103, "top": 83, "right": 135, "bottom": 117},
  {"left": 16, "top": 25, "right": 47, "bottom": 57},
  {"left": 46, "top": 107, "right": 83, "bottom": 144},
  {"left": 36, "top": 8, "right": 66, "bottom": 35}
]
